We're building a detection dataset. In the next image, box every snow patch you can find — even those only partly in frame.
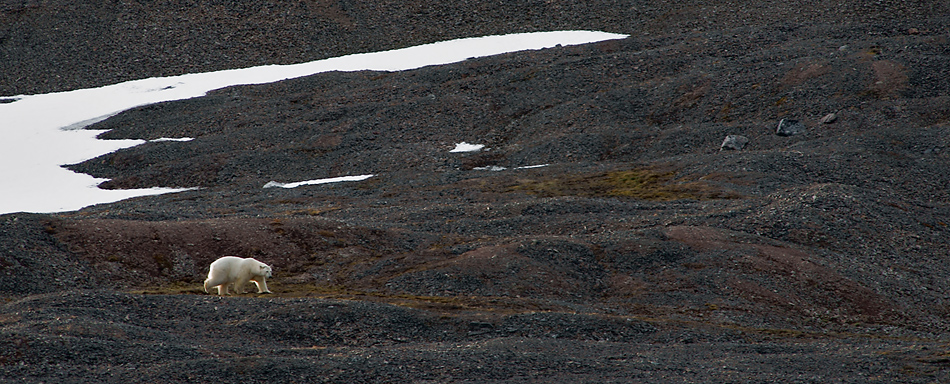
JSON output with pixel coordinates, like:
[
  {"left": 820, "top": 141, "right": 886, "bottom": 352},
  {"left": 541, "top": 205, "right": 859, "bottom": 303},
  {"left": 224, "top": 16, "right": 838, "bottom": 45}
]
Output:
[
  {"left": 149, "top": 137, "right": 195, "bottom": 142},
  {"left": 516, "top": 164, "right": 550, "bottom": 169},
  {"left": 450, "top": 142, "right": 485, "bottom": 153},
  {"left": 473, "top": 164, "right": 549, "bottom": 172},
  {"left": 263, "top": 174, "right": 375, "bottom": 189},
  {"left": 473, "top": 166, "right": 506, "bottom": 171}
]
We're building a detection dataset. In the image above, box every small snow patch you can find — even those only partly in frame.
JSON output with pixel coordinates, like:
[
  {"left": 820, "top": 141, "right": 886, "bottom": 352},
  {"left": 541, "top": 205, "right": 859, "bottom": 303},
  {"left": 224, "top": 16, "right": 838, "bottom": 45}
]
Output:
[
  {"left": 264, "top": 174, "right": 374, "bottom": 189},
  {"left": 516, "top": 164, "right": 549, "bottom": 169},
  {"left": 473, "top": 166, "right": 507, "bottom": 171},
  {"left": 450, "top": 142, "right": 485, "bottom": 153},
  {"left": 149, "top": 137, "right": 195, "bottom": 142},
  {"left": 473, "top": 164, "right": 549, "bottom": 172}
]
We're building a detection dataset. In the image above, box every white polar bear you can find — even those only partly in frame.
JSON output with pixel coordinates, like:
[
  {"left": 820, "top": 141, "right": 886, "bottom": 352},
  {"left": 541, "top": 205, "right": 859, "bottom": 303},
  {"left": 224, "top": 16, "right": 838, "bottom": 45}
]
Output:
[{"left": 203, "top": 256, "right": 273, "bottom": 295}]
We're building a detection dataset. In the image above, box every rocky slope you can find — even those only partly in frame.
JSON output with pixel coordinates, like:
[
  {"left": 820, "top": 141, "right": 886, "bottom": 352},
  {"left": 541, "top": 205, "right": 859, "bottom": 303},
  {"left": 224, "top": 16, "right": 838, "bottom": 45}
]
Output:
[{"left": 3, "top": 1, "right": 950, "bottom": 382}]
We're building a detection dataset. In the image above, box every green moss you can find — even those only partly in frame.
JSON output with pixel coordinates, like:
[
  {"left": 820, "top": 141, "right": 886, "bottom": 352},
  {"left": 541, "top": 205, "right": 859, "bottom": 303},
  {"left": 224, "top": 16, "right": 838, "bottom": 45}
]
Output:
[
  {"left": 509, "top": 168, "right": 739, "bottom": 201},
  {"left": 132, "top": 282, "right": 205, "bottom": 295}
]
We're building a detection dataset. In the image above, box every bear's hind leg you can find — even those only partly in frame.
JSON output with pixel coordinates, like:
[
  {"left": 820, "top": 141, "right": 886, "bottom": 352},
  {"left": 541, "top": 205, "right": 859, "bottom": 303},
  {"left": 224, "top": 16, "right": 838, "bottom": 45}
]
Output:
[
  {"left": 233, "top": 277, "right": 249, "bottom": 294},
  {"left": 205, "top": 270, "right": 229, "bottom": 295}
]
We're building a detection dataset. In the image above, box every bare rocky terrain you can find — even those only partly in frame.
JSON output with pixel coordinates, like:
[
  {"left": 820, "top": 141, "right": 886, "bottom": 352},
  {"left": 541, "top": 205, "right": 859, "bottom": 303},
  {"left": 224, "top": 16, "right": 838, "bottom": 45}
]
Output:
[{"left": 2, "top": 0, "right": 950, "bottom": 382}]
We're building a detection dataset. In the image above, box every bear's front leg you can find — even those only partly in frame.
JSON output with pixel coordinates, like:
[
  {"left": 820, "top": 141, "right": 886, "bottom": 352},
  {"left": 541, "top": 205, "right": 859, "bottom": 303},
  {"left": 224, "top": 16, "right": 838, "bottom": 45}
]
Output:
[
  {"left": 251, "top": 278, "right": 271, "bottom": 294},
  {"left": 216, "top": 284, "right": 230, "bottom": 296}
]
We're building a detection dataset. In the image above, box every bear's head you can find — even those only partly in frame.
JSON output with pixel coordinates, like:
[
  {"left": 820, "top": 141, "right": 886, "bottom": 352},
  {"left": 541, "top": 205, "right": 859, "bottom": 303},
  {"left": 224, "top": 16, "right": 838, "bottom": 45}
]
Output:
[{"left": 259, "top": 264, "right": 273, "bottom": 278}]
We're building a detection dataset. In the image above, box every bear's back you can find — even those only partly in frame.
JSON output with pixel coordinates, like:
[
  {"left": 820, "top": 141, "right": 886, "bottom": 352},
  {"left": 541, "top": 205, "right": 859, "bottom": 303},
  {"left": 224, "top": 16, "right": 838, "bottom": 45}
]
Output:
[{"left": 210, "top": 256, "right": 244, "bottom": 269}]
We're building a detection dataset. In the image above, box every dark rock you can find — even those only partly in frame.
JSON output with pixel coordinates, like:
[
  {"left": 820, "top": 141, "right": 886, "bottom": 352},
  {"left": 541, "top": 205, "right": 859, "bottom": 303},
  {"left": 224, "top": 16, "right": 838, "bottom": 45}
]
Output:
[
  {"left": 720, "top": 135, "right": 750, "bottom": 151},
  {"left": 775, "top": 119, "right": 806, "bottom": 136}
]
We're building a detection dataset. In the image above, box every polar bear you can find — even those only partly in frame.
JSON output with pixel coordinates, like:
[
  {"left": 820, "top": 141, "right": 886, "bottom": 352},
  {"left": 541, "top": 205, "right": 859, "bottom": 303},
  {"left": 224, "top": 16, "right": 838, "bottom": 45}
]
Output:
[{"left": 203, "top": 256, "right": 273, "bottom": 295}]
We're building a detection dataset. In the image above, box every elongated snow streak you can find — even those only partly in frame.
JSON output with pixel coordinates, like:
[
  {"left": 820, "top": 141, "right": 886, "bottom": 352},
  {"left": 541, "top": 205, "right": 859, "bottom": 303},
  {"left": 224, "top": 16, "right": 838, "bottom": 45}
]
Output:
[
  {"left": 473, "top": 164, "right": 549, "bottom": 171},
  {"left": 149, "top": 137, "right": 195, "bottom": 142},
  {"left": 263, "top": 175, "right": 375, "bottom": 189}
]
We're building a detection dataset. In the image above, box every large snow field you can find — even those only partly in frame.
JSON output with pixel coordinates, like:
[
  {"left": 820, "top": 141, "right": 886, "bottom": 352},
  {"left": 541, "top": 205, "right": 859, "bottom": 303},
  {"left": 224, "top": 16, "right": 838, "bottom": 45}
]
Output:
[{"left": 0, "top": 31, "right": 627, "bottom": 215}]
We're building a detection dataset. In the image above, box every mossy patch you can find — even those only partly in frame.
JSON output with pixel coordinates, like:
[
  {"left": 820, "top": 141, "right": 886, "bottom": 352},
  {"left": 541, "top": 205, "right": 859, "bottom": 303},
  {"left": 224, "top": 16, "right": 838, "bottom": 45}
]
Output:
[
  {"left": 131, "top": 282, "right": 206, "bottom": 295},
  {"left": 508, "top": 168, "right": 740, "bottom": 201}
]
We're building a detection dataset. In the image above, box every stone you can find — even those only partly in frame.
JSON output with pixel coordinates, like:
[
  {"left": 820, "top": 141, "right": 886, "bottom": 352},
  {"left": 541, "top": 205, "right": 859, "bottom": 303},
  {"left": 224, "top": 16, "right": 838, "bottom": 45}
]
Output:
[
  {"left": 720, "top": 135, "right": 750, "bottom": 151},
  {"left": 776, "top": 119, "right": 806, "bottom": 136},
  {"left": 820, "top": 113, "right": 837, "bottom": 124}
]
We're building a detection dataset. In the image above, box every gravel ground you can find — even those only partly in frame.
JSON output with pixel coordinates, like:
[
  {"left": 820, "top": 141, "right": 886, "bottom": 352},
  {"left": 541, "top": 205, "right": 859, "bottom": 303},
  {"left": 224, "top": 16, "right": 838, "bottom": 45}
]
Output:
[
  {"left": 2, "top": 291, "right": 947, "bottom": 383},
  {"left": 3, "top": 1, "right": 950, "bottom": 382}
]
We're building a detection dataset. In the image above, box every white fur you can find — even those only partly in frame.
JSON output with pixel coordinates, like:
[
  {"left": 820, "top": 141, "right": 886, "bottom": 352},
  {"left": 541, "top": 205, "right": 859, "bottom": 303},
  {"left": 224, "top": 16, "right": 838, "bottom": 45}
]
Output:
[{"left": 203, "top": 256, "right": 273, "bottom": 295}]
